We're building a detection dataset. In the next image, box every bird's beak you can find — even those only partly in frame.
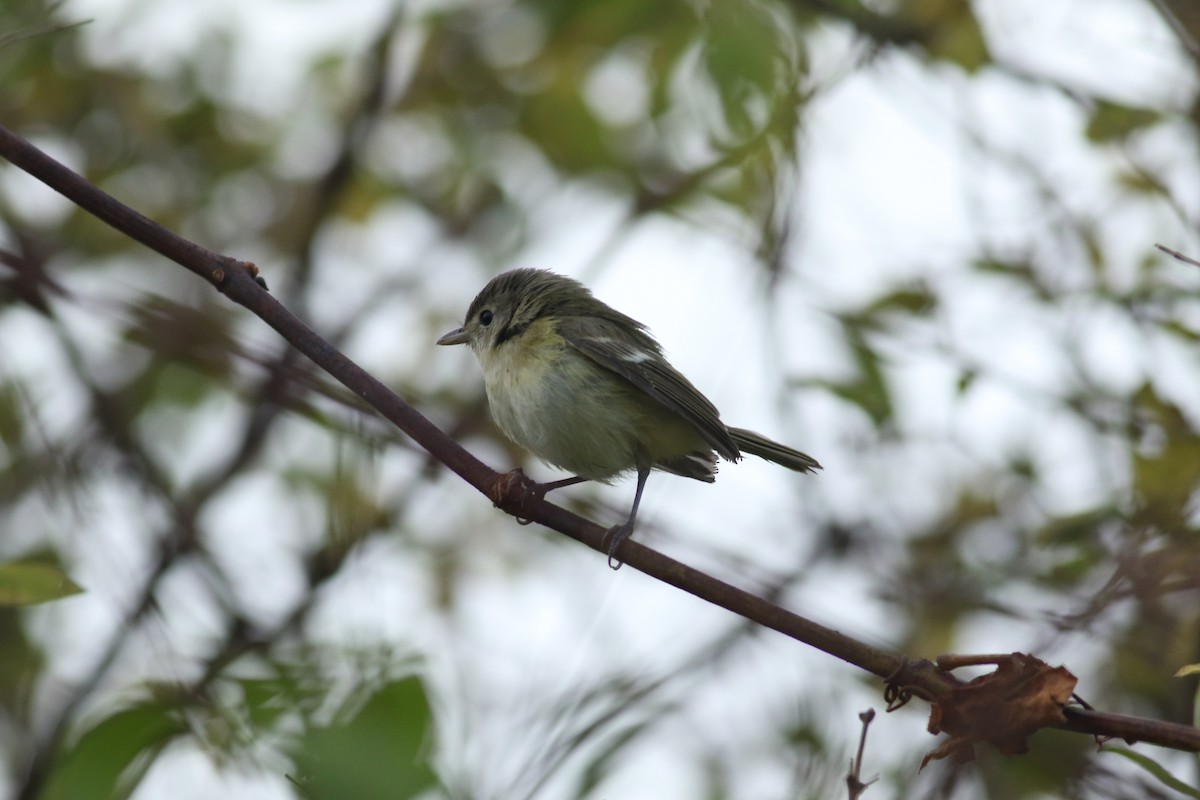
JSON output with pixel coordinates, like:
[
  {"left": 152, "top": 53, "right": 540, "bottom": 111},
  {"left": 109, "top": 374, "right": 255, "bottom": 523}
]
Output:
[{"left": 437, "top": 327, "right": 469, "bottom": 346}]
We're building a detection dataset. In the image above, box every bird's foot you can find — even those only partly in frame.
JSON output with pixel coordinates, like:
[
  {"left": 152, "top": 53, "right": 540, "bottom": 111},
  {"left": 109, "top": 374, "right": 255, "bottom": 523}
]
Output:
[
  {"left": 489, "top": 470, "right": 585, "bottom": 524},
  {"left": 488, "top": 468, "right": 533, "bottom": 514},
  {"left": 601, "top": 522, "right": 635, "bottom": 570}
]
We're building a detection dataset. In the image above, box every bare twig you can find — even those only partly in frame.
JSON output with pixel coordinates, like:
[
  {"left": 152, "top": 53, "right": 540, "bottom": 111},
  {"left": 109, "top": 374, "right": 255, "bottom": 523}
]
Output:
[
  {"left": 846, "top": 708, "right": 878, "bottom": 799},
  {"left": 1156, "top": 243, "right": 1200, "bottom": 269}
]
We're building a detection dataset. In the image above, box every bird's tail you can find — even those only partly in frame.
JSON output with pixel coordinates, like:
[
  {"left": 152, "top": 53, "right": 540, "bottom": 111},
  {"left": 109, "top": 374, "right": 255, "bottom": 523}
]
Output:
[{"left": 728, "top": 427, "right": 821, "bottom": 473}]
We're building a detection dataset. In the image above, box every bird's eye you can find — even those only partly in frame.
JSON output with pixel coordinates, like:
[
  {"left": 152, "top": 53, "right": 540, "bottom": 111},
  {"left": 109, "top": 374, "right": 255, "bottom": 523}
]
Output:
[{"left": 479, "top": 309, "right": 493, "bottom": 326}]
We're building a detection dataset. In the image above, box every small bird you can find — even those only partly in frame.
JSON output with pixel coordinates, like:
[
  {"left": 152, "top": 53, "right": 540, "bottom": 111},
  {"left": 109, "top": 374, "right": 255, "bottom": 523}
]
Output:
[{"left": 437, "top": 269, "right": 820, "bottom": 567}]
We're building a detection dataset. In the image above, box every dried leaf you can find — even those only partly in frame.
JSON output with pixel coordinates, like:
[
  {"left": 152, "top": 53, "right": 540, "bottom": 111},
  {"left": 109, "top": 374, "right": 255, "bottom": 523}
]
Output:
[{"left": 922, "top": 653, "right": 1077, "bottom": 768}]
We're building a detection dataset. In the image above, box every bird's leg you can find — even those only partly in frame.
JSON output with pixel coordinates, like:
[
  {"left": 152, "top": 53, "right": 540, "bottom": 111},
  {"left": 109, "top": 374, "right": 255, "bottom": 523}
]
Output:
[
  {"left": 602, "top": 464, "right": 649, "bottom": 570},
  {"left": 515, "top": 475, "right": 589, "bottom": 524},
  {"left": 490, "top": 469, "right": 589, "bottom": 524},
  {"left": 532, "top": 475, "right": 588, "bottom": 497},
  {"left": 490, "top": 470, "right": 585, "bottom": 504}
]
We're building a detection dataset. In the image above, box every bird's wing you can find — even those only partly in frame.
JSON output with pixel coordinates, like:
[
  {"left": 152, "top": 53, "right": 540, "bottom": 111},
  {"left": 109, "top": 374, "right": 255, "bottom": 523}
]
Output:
[{"left": 556, "top": 314, "right": 741, "bottom": 461}]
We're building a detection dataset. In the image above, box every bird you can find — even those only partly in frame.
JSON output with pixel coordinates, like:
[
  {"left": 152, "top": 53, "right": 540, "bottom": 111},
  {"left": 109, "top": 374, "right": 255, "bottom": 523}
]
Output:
[{"left": 437, "top": 269, "right": 820, "bottom": 567}]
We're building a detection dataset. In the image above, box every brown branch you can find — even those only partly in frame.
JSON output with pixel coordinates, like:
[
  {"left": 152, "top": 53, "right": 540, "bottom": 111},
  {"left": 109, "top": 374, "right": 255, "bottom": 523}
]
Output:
[{"left": 0, "top": 122, "right": 1197, "bottom": 758}]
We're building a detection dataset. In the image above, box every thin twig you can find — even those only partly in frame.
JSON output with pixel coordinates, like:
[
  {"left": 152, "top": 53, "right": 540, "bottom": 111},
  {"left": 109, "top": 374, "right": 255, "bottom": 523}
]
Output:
[
  {"left": 1156, "top": 243, "right": 1200, "bottom": 269},
  {"left": 846, "top": 708, "right": 878, "bottom": 799}
]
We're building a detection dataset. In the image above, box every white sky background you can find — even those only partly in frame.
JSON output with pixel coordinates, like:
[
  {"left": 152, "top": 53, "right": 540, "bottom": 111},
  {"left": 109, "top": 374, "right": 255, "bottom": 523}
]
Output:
[{"left": 6, "top": 0, "right": 1198, "bottom": 798}]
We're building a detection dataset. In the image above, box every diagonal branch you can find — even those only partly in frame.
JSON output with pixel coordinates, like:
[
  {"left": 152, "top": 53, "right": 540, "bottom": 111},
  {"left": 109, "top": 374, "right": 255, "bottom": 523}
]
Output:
[{"left": 0, "top": 122, "right": 1197, "bottom": 758}]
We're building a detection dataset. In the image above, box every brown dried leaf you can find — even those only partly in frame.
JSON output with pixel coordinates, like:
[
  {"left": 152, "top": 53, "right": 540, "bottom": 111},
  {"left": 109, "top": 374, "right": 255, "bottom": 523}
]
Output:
[{"left": 922, "top": 652, "right": 1077, "bottom": 768}]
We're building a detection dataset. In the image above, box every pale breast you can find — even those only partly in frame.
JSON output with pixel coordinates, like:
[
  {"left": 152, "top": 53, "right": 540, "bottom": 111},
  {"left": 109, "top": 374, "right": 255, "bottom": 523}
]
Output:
[{"left": 481, "top": 339, "right": 644, "bottom": 480}]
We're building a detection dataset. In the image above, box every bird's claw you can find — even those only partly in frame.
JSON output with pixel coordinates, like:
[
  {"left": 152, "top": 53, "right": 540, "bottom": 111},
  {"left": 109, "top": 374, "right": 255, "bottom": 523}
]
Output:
[{"left": 602, "top": 523, "right": 634, "bottom": 570}]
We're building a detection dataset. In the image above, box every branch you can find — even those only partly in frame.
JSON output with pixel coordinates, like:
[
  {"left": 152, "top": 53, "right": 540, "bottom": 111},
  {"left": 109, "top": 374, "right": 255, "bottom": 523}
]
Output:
[
  {"left": 1156, "top": 243, "right": 1200, "bottom": 269},
  {"left": 0, "top": 123, "right": 1197, "bottom": 759},
  {"left": 846, "top": 709, "right": 878, "bottom": 798}
]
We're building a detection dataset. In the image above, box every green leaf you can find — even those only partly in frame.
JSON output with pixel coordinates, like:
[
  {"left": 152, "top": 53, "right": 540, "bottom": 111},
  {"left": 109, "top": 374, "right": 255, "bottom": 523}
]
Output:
[
  {"left": 290, "top": 676, "right": 439, "bottom": 799},
  {"left": 1182, "top": 666, "right": 1200, "bottom": 729},
  {"left": 0, "top": 380, "right": 25, "bottom": 451},
  {"left": 908, "top": 0, "right": 990, "bottom": 72},
  {"left": 702, "top": 1, "right": 783, "bottom": 134},
  {"left": 1130, "top": 384, "right": 1200, "bottom": 528},
  {"left": 1086, "top": 100, "right": 1161, "bottom": 143},
  {"left": 1116, "top": 166, "right": 1169, "bottom": 196},
  {"left": 240, "top": 675, "right": 304, "bottom": 731},
  {"left": 955, "top": 367, "right": 977, "bottom": 395},
  {"left": 0, "top": 561, "right": 83, "bottom": 606},
  {"left": 1106, "top": 747, "right": 1200, "bottom": 798},
  {"left": 862, "top": 286, "right": 937, "bottom": 319},
  {"left": 41, "top": 702, "right": 185, "bottom": 800},
  {"left": 520, "top": 80, "right": 608, "bottom": 172},
  {"left": 1033, "top": 506, "right": 1120, "bottom": 547},
  {"left": 834, "top": 325, "right": 893, "bottom": 427}
]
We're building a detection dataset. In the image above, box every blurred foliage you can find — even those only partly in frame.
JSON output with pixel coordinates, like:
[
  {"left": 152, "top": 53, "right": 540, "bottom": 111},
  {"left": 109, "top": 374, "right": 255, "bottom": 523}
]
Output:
[
  {"left": 40, "top": 698, "right": 186, "bottom": 800},
  {"left": 1108, "top": 747, "right": 1200, "bottom": 799},
  {"left": 0, "top": 561, "right": 82, "bottom": 606},
  {"left": 290, "top": 676, "right": 439, "bottom": 799},
  {"left": 0, "top": 0, "right": 1199, "bottom": 798}
]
